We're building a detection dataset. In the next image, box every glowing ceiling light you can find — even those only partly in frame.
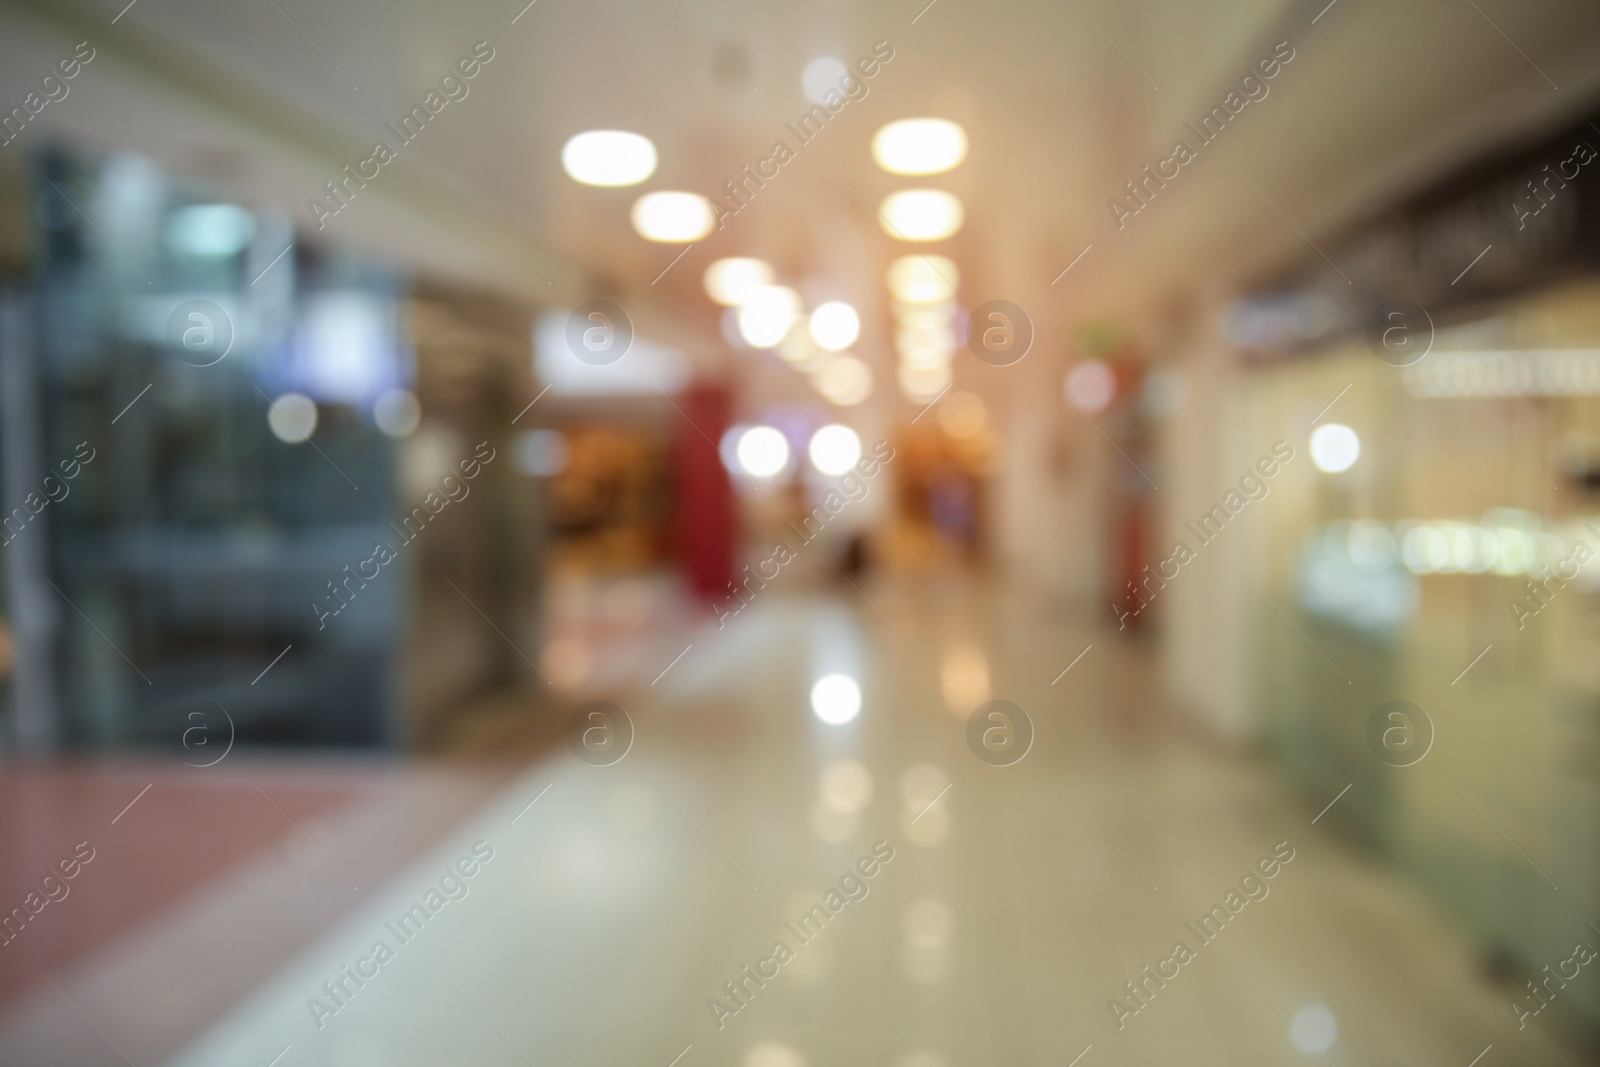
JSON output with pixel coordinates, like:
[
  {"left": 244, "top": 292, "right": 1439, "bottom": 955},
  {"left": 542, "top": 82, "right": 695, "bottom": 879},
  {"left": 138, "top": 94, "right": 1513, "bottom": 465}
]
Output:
[
  {"left": 887, "top": 255, "right": 959, "bottom": 302},
  {"left": 872, "top": 118, "right": 968, "bottom": 176},
  {"left": 814, "top": 355, "right": 874, "bottom": 406},
  {"left": 631, "top": 191, "right": 715, "bottom": 242},
  {"left": 561, "top": 130, "right": 657, "bottom": 187},
  {"left": 880, "top": 190, "right": 964, "bottom": 241},
  {"left": 267, "top": 393, "right": 318, "bottom": 444},
  {"left": 703, "top": 258, "right": 774, "bottom": 306},
  {"left": 811, "top": 673, "right": 861, "bottom": 724},
  {"left": 808, "top": 424, "right": 862, "bottom": 475},
  {"left": 1065, "top": 360, "right": 1116, "bottom": 412},
  {"left": 802, "top": 57, "right": 849, "bottom": 104},
  {"left": 736, "top": 425, "right": 790, "bottom": 478},
  {"left": 737, "top": 285, "right": 801, "bottom": 348},
  {"left": 1310, "top": 423, "right": 1360, "bottom": 473},
  {"left": 809, "top": 301, "right": 861, "bottom": 351}
]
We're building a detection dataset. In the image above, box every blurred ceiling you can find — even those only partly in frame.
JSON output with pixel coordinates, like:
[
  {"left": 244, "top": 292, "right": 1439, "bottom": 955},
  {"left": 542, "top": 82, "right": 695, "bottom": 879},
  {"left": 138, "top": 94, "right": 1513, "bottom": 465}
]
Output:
[{"left": 6, "top": 0, "right": 1600, "bottom": 383}]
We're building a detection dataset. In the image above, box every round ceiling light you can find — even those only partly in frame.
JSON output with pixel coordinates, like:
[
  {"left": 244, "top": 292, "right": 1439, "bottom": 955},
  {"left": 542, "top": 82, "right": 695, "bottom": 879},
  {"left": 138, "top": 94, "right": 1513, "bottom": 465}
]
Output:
[
  {"left": 809, "top": 301, "right": 861, "bottom": 351},
  {"left": 811, "top": 674, "right": 862, "bottom": 724},
  {"left": 808, "top": 424, "right": 863, "bottom": 475},
  {"left": 879, "top": 190, "right": 964, "bottom": 241},
  {"left": 887, "top": 255, "right": 959, "bottom": 302},
  {"left": 802, "top": 57, "right": 850, "bottom": 105},
  {"left": 704, "top": 258, "right": 774, "bottom": 306},
  {"left": 1310, "top": 423, "right": 1361, "bottom": 473},
  {"left": 872, "top": 118, "right": 968, "bottom": 176},
  {"left": 736, "top": 425, "right": 790, "bottom": 478},
  {"left": 561, "top": 130, "right": 657, "bottom": 187},
  {"left": 631, "top": 191, "right": 715, "bottom": 242},
  {"left": 737, "top": 286, "right": 802, "bottom": 348}
]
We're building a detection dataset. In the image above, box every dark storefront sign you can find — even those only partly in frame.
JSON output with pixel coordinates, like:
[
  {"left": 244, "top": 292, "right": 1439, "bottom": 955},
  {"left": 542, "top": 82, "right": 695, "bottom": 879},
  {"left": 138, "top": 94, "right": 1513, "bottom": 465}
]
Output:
[{"left": 1227, "top": 103, "right": 1600, "bottom": 357}]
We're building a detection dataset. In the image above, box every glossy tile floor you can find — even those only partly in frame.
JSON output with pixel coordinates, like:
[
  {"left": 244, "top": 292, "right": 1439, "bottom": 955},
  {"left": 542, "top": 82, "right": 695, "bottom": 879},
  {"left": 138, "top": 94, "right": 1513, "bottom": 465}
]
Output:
[{"left": 3, "top": 577, "right": 1584, "bottom": 1067}]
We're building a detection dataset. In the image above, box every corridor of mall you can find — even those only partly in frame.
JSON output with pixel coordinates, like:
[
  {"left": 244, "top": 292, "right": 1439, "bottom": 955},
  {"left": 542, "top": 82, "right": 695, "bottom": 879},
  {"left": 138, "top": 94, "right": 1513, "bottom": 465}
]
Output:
[{"left": 2, "top": 1, "right": 1599, "bottom": 1065}]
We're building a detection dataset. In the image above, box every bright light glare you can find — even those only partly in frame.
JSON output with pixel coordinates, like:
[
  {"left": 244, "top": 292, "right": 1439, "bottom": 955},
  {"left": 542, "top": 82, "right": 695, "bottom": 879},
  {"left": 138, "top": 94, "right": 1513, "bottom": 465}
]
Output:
[
  {"left": 736, "top": 425, "right": 790, "bottom": 478},
  {"left": 1066, "top": 360, "right": 1116, "bottom": 412},
  {"left": 809, "top": 301, "right": 861, "bottom": 351},
  {"left": 1288, "top": 1005, "right": 1338, "bottom": 1054},
  {"left": 888, "top": 256, "right": 959, "bottom": 303},
  {"left": 267, "top": 393, "right": 317, "bottom": 444},
  {"left": 814, "top": 355, "right": 873, "bottom": 406},
  {"left": 880, "top": 190, "right": 964, "bottom": 241},
  {"left": 802, "top": 56, "right": 849, "bottom": 104},
  {"left": 561, "top": 130, "right": 657, "bottom": 187},
  {"left": 811, "top": 673, "right": 862, "bottom": 724},
  {"left": 704, "top": 258, "right": 774, "bottom": 306},
  {"left": 1310, "top": 423, "right": 1361, "bottom": 473},
  {"left": 808, "top": 424, "right": 862, "bottom": 475},
  {"left": 872, "top": 118, "right": 968, "bottom": 175},
  {"left": 630, "top": 191, "right": 715, "bottom": 242},
  {"left": 738, "top": 286, "right": 801, "bottom": 348}
]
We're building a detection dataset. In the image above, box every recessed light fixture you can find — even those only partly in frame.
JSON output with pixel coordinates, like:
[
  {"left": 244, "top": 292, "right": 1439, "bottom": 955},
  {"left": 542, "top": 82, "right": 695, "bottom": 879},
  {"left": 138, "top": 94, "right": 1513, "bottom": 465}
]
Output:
[
  {"left": 738, "top": 286, "right": 802, "bottom": 348},
  {"left": 887, "top": 255, "right": 959, "bottom": 303},
  {"left": 811, "top": 673, "right": 862, "bottom": 724},
  {"left": 808, "top": 424, "right": 862, "bottom": 475},
  {"left": 704, "top": 257, "right": 775, "bottom": 305},
  {"left": 736, "top": 425, "right": 791, "bottom": 478},
  {"left": 880, "top": 190, "right": 963, "bottom": 241},
  {"left": 802, "top": 57, "right": 850, "bottom": 104},
  {"left": 1310, "top": 423, "right": 1361, "bottom": 473},
  {"left": 872, "top": 118, "right": 968, "bottom": 176},
  {"left": 631, "top": 191, "right": 715, "bottom": 242},
  {"left": 561, "top": 130, "right": 657, "bottom": 187},
  {"left": 809, "top": 301, "right": 861, "bottom": 351}
]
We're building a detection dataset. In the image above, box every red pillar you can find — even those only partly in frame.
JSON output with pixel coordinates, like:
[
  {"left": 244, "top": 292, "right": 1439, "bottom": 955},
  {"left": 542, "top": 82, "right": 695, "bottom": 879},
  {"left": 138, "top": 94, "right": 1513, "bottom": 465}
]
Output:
[{"left": 672, "top": 383, "right": 737, "bottom": 603}]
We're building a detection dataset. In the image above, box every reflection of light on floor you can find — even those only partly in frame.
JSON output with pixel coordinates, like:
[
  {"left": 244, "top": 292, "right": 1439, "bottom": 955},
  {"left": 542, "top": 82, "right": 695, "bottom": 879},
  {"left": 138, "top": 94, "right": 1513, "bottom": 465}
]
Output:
[
  {"left": 776, "top": 891, "right": 834, "bottom": 985},
  {"left": 744, "top": 1041, "right": 805, "bottom": 1067},
  {"left": 818, "top": 758, "right": 873, "bottom": 813},
  {"left": 899, "top": 763, "right": 952, "bottom": 846},
  {"left": 900, "top": 763, "right": 949, "bottom": 809},
  {"left": 808, "top": 800, "right": 858, "bottom": 842},
  {"left": 902, "top": 943, "right": 952, "bottom": 983},
  {"left": 942, "top": 643, "right": 990, "bottom": 715},
  {"left": 542, "top": 637, "right": 591, "bottom": 688},
  {"left": 902, "top": 898, "right": 954, "bottom": 983},
  {"left": 1289, "top": 1004, "right": 1338, "bottom": 1053},
  {"left": 903, "top": 898, "right": 952, "bottom": 948}
]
